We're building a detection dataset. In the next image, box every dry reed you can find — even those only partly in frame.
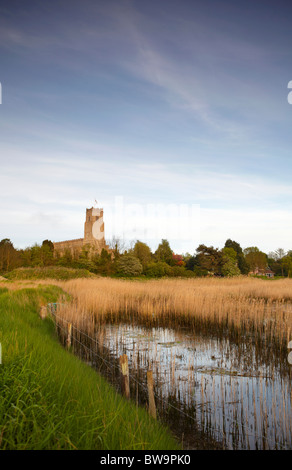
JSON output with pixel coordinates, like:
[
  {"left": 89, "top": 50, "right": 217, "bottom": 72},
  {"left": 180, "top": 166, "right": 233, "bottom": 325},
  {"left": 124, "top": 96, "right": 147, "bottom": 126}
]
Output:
[{"left": 54, "top": 277, "right": 292, "bottom": 354}]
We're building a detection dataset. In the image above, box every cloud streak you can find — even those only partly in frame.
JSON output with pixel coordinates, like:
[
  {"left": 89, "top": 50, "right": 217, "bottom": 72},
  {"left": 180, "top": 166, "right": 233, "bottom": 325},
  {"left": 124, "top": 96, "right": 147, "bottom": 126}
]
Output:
[{"left": 1, "top": 1, "right": 292, "bottom": 253}]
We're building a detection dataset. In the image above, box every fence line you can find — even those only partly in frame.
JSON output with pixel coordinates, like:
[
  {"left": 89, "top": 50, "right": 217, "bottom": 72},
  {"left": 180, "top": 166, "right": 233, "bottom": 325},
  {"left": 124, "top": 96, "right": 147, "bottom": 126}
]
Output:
[
  {"left": 45, "top": 303, "right": 289, "bottom": 450},
  {"left": 48, "top": 306, "right": 151, "bottom": 398}
]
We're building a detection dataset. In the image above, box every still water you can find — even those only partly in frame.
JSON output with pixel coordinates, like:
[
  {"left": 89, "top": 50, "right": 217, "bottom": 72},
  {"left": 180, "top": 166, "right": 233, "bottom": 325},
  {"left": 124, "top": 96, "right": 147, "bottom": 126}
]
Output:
[{"left": 95, "top": 322, "right": 292, "bottom": 450}]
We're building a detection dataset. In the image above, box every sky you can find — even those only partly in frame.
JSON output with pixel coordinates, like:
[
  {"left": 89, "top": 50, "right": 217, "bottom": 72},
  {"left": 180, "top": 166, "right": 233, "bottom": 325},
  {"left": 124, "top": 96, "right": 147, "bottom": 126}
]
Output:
[{"left": 0, "top": 0, "right": 292, "bottom": 254}]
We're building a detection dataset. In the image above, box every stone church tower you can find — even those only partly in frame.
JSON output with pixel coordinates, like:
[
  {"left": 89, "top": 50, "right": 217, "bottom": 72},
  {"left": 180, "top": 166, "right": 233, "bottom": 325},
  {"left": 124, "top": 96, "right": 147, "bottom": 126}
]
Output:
[
  {"left": 53, "top": 207, "right": 108, "bottom": 257},
  {"left": 84, "top": 207, "right": 104, "bottom": 243}
]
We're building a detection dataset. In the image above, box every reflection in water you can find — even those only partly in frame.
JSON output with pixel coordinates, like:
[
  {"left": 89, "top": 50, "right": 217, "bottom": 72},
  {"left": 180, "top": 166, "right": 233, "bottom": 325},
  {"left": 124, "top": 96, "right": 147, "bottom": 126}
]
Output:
[{"left": 97, "top": 323, "right": 292, "bottom": 450}]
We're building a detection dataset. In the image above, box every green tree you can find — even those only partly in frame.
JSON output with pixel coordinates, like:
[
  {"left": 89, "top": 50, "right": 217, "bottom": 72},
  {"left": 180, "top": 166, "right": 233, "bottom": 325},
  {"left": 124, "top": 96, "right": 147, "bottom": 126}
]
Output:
[
  {"left": 20, "top": 247, "right": 33, "bottom": 267},
  {"left": 73, "top": 245, "right": 95, "bottom": 271},
  {"left": 269, "top": 248, "right": 286, "bottom": 276},
  {"left": 195, "top": 244, "right": 222, "bottom": 275},
  {"left": 280, "top": 255, "right": 292, "bottom": 277},
  {"left": 21, "top": 243, "right": 55, "bottom": 267},
  {"left": 41, "top": 240, "right": 55, "bottom": 266},
  {"left": 0, "top": 239, "right": 20, "bottom": 272},
  {"left": 224, "top": 239, "right": 249, "bottom": 274},
  {"left": 221, "top": 247, "right": 241, "bottom": 277},
  {"left": 57, "top": 248, "right": 73, "bottom": 267},
  {"left": 185, "top": 255, "right": 197, "bottom": 271},
  {"left": 92, "top": 249, "right": 113, "bottom": 275},
  {"left": 155, "top": 239, "right": 173, "bottom": 265},
  {"left": 244, "top": 247, "right": 267, "bottom": 272},
  {"left": 42, "top": 239, "right": 54, "bottom": 251},
  {"left": 132, "top": 241, "right": 152, "bottom": 269}
]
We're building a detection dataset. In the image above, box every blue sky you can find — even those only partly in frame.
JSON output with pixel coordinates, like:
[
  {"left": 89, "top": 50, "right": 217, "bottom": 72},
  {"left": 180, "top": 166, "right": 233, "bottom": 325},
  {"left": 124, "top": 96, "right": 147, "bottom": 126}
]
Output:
[{"left": 0, "top": 0, "right": 292, "bottom": 254}]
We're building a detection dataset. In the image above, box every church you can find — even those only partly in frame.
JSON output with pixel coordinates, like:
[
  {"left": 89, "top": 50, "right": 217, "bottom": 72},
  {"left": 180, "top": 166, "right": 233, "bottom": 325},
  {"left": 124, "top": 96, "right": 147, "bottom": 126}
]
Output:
[{"left": 53, "top": 207, "right": 109, "bottom": 258}]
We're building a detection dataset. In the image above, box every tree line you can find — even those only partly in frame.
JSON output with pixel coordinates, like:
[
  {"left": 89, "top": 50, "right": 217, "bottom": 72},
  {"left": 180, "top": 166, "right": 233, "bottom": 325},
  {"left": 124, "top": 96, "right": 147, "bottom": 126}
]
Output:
[{"left": 0, "top": 237, "right": 292, "bottom": 278}]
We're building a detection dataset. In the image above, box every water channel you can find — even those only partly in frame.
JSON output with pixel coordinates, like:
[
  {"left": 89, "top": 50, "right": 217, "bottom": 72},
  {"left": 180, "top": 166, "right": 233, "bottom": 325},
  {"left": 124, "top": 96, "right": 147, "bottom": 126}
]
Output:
[{"left": 90, "top": 322, "right": 292, "bottom": 450}]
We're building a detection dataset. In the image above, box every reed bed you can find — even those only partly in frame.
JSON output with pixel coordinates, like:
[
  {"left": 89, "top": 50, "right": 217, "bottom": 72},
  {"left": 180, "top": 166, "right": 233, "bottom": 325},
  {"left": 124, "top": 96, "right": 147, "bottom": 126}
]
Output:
[
  {"left": 55, "top": 277, "right": 292, "bottom": 355},
  {"left": 49, "top": 277, "right": 292, "bottom": 449},
  {"left": 53, "top": 317, "right": 292, "bottom": 450}
]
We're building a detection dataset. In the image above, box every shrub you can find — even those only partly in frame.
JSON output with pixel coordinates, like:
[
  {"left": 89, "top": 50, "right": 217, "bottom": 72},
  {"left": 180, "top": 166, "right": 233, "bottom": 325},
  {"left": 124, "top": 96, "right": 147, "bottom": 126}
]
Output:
[
  {"left": 144, "top": 262, "right": 173, "bottom": 278},
  {"left": 170, "top": 266, "right": 196, "bottom": 277},
  {"left": 116, "top": 254, "right": 143, "bottom": 277}
]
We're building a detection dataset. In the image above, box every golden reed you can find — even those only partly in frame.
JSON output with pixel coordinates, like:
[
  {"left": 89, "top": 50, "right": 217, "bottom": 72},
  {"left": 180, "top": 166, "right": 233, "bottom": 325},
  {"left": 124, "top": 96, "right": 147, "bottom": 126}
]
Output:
[{"left": 53, "top": 277, "right": 292, "bottom": 353}]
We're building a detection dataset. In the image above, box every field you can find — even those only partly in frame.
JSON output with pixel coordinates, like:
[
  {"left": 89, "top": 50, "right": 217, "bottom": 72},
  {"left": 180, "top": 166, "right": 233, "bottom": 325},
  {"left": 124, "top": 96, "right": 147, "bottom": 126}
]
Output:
[{"left": 52, "top": 276, "right": 292, "bottom": 450}]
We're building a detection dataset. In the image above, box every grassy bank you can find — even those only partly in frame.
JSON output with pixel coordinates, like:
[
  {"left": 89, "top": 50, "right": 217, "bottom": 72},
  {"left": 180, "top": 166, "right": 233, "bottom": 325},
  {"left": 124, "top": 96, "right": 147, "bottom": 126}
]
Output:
[
  {"left": 5, "top": 266, "right": 95, "bottom": 281},
  {"left": 0, "top": 286, "right": 179, "bottom": 450}
]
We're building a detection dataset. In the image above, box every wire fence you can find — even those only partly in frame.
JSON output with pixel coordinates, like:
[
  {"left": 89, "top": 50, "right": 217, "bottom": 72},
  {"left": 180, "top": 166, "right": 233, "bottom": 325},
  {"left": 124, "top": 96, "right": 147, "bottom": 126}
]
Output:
[{"left": 45, "top": 302, "right": 290, "bottom": 451}]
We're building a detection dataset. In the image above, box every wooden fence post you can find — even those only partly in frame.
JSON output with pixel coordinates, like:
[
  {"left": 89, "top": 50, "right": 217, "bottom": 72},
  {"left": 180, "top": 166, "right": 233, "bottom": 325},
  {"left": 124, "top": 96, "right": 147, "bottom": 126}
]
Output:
[
  {"left": 66, "top": 323, "right": 72, "bottom": 349},
  {"left": 39, "top": 306, "right": 47, "bottom": 320},
  {"left": 119, "top": 354, "right": 130, "bottom": 399},
  {"left": 147, "top": 370, "right": 156, "bottom": 419}
]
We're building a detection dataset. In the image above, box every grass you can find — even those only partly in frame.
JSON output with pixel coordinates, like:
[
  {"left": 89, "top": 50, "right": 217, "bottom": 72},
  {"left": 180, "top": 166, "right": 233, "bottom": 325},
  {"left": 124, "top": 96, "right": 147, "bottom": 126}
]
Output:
[
  {"left": 0, "top": 285, "right": 180, "bottom": 450},
  {"left": 5, "top": 266, "right": 95, "bottom": 281}
]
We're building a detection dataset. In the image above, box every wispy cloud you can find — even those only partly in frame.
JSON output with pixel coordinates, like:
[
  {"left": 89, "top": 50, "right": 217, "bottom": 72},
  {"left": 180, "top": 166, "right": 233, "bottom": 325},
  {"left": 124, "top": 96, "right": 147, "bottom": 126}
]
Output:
[
  {"left": 1, "top": 1, "right": 292, "bottom": 252},
  {"left": 0, "top": 146, "right": 287, "bottom": 203}
]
